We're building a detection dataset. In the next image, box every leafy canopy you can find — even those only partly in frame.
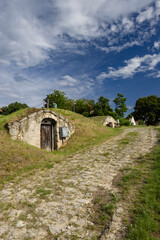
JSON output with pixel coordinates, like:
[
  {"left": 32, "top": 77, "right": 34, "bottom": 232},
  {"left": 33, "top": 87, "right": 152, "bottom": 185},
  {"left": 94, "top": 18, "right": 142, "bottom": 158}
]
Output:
[
  {"left": 44, "top": 90, "right": 124, "bottom": 119},
  {"left": 44, "top": 90, "right": 74, "bottom": 111},
  {"left": 94, "top": 96, "right": 118, "bottom": 119},
  {"left": 1, "top": 102, "right": 28, "bottom": 115},
  {"left": 133, "top": 95, "right": 160, "bottom": 125},
  {"left": 113, "top": 93, "right": 128, "bottom": 118}
]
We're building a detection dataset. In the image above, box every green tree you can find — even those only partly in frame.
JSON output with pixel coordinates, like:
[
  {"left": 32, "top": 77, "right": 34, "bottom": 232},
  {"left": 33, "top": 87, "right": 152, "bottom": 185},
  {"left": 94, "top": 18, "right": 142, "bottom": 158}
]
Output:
[
  {"left": 94, "top": 96, "right": 117, "bottom": 118},
  {"left": 66, "top": 98, "right": 75, "bottom": 112},
  {"left": 113, "top": 93, "right": 128, "bottom": 118},
  {"left": 133, "top": 95, "right": 160, "bottom": 125},
  {"left": 75, "top": 99, "right": 95, "bottom": 117},
  {"left": 2, "top": 102, "right": 28, "bottom": 115},
  {"left": 44, "top": 90, "right": 69, "bottom": 109}
]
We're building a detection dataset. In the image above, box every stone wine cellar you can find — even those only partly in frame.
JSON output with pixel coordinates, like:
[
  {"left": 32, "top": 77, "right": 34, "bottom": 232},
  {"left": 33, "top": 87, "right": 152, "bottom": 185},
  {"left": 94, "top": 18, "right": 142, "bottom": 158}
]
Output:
[{"left": 7, "top": 109, "right": 75, "bottom": 151}]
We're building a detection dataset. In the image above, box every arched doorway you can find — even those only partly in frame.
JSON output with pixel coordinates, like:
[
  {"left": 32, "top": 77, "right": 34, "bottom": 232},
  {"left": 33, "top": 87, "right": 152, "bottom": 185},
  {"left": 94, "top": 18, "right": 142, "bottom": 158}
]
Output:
[{"left": 41, "top": 118, "right": 57, "bottom": 151}]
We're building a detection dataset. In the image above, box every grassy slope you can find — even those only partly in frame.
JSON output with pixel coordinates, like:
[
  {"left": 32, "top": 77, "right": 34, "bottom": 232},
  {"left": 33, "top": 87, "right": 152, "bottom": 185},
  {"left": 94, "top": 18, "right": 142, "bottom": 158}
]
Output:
[
  {"left": 0, "top": 108, "right": 122, "bottom": 186},
  {"left": 124, "top": 128, "right": 160, "bottom": 240},
  {"left": 89, "top": 116, "right": 107, "bottom": 124}
]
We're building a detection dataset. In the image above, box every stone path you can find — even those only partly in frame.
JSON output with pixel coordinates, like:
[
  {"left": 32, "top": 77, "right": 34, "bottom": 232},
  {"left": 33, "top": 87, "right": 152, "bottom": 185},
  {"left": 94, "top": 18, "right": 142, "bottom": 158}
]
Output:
[{"left": 0, "top": 127, "right": 158, "bottom": 240}]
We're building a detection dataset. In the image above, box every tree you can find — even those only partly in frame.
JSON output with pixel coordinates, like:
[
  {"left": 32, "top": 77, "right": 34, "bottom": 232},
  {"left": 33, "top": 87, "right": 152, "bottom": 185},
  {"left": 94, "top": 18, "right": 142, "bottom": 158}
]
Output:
[
  {"left": 2, "top": 102, "right": 28, "bottom": 115},
  {"left": 44, "top": 90, "right": 69, "bottom": 109},
  {"left": 66, "top": 98, "right": 75, "bottom": 112},
  {"left": 75, "top": 99, "right": 95, "bottom": 117},
  {"left": 94, "top": 96, "right": 118, "bottom": 118},
  {"left": 133, "top": 95, "right": 160, "bottom": 125},
  {"left": 113, "top": 93, "right": 128, "bottom": 118}
]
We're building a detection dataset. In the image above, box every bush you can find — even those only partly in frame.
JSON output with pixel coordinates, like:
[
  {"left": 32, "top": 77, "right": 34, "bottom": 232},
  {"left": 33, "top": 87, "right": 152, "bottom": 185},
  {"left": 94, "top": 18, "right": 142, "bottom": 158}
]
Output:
[
  {"left": 119, "top": 118, "right": 131, "bottom": 126},
  {"left": 138, "top": 120, "right": 145, "bottom": 125},
  {"left": 2, "top": 102, "right": 28, "bottom": 115},
  {"left": 82, "top": 111, "right": 90, "bottom": 117}
]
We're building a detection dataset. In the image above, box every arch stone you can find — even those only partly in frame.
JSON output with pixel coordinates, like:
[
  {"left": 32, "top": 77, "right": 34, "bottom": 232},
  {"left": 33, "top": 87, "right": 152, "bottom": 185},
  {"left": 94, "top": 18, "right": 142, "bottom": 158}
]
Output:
[{"left": 7, "top": 109, "right": 75, "bottom": 151}]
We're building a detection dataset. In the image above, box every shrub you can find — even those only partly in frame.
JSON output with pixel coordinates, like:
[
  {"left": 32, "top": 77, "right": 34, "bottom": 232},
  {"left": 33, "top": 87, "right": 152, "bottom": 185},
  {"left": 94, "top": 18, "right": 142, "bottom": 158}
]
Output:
[
  {"left": 119, "top": 118, "right": 131, "bottom": 126},
  {"left": 2, "top": 102, "right": 28, "bottom": 115},
  {"left": 138, "top": 120, "right": 145, "bottom": 125}
]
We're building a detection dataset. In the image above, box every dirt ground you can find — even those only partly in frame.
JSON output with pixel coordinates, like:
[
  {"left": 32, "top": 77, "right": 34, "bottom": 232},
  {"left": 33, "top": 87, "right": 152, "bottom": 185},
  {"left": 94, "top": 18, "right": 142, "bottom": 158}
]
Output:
[{"left": 0, "top": 127, "right": 158, "bottom": 240}]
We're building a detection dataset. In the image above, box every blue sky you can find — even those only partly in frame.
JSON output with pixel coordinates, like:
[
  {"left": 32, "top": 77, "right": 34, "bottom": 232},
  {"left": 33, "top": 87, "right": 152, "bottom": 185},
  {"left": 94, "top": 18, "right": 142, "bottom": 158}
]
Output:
[{"left": 0, "top": 0, "right": 160, "bottom": 114}]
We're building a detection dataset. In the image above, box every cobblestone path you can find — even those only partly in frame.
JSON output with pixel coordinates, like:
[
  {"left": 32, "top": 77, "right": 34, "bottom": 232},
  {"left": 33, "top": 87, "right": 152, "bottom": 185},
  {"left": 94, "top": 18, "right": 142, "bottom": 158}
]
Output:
[{"left": 0, "top": 127, "right": 158, "bottom": 240}]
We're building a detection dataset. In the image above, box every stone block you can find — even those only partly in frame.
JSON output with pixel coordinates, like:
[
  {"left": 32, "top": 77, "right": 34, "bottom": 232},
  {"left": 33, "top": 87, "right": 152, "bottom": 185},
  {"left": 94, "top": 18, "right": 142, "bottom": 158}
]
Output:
[
  {"left": 43, "top": 109, "right": 51, "bottom": 113},
  {"left": 28, "top": 112, "right": 37, "bottom": 118},
  {"left": 19, "top": 117, "right": 27, "bottom": 123}
]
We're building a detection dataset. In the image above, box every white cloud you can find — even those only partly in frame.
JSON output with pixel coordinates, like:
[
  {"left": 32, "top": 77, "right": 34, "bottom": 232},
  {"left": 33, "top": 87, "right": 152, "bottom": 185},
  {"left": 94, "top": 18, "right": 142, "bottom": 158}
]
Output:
[
  {"left": 156, "top": 0, "right": 160, "bottom": 18},
  {"left": 122, "top": 17, "right": 134, "bottom": 31},
  {"left": 149, "top": 54, "right": 160, "bottom": 68},
  {"left": 0, "top": 70, "right": 96, "bottom": 107},
  {"left": 136, "top": 6, "right": 155, "bottom": 23},
  {"left": 97, "top": 53, "right": 160, "bottom": 80},
  {"left": 0, "top": 0, "right": 154, "bottom": 69},
  {"left": 156, "top": 71, "right": 160, "bottom": 77},
  {"left": 153, "top": 41, "right": 160, "bottom": 49},
  {"left": 96, "top": 41, "right": 142, "bottom": 54},
  {"left": 59, "top": 75, "right": 79, "bottom": 87},
  {"left": 58, "top": 74, "right": 95, "bottom": 99},
  {"left": 97, "top": 57, "right": 143, "bottom": 80}
]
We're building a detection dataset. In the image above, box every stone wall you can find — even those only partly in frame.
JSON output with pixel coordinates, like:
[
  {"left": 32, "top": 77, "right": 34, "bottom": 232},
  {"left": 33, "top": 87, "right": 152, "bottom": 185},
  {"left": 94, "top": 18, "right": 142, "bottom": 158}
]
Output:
[{"left": 7, "top": 109, "right": 75, "bottom": 150}]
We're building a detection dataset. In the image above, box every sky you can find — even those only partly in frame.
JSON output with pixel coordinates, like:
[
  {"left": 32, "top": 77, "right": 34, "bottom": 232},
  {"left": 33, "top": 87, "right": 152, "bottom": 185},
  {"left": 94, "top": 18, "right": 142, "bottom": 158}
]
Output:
[{"left": 0, "top": 0, "right": 160, "bottom": 114}]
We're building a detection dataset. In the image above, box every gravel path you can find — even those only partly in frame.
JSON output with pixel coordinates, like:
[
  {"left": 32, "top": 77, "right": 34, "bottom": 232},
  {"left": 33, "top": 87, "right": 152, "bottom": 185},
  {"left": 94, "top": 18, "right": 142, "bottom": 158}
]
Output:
[{"left": 0, "top": 127, "right": 158, "bottom": 240}]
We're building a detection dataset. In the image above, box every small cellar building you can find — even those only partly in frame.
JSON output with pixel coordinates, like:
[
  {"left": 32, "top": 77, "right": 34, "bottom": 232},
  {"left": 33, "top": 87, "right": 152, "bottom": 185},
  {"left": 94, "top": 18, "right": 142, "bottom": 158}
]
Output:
[{"left": 7, "top": 109, "right": 75, "bottom": 151}]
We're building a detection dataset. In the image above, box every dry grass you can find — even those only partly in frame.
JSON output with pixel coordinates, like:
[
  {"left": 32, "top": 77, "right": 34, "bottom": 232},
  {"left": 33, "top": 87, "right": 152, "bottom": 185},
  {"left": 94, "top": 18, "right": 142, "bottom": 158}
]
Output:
[
  {"left": 89, "top": 116, "right": 107, "bottom": 125},
  {"left": 0, "top": 132, "right": 60, "bottom": 186}
]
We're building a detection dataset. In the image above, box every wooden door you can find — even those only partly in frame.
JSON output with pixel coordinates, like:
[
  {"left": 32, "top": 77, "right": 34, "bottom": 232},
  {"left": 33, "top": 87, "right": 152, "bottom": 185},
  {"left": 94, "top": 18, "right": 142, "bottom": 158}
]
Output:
[{"left": 41, "top": 124, "right": 52, "bottom": 151}]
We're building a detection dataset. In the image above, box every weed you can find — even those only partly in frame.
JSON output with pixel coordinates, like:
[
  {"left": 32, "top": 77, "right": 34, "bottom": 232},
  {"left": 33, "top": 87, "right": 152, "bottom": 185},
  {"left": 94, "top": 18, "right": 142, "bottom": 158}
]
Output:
[
  {"left": 36, "top": 188, "right": 52, "bottom": 198},
  {"left": 121, "top": 141, "right": 129, "bottom": 145},
  {"left": 126, "top": 132, "right": 139, "bottom": 137},
  {"left": 119, "top": 132, "right": 139, "bottom": 146},
  {"left": 45, "top": 163, "right": 54, "bottom": 169},
  {"left": 90, "top": 188, "right": 117, "bottom": 236},
  {"left": 94, "top": 198, "right": 102, "bottom": 204},
  {"left": 0, "top": 202, "right": 13, "bottom": 211},
  {"left": 19, "top": 213, "right": 28, "bottom": 221},
  {"left": 117, "top": 169, "right": 142, "bottom": 196},
  {"left": 71, "top": 235, "right": 79, "bottom": 240},
  {"left": 103, "top": 152, "right": 109, "bottom": 157},
  {"left": 87, "top": 224, "right": 96, "bottom": 230}
]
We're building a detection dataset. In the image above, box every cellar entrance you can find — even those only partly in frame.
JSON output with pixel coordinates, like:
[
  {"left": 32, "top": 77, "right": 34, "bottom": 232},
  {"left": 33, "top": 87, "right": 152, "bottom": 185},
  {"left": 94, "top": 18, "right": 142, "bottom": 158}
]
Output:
[{"left": 41, "top": 118, "right": 57, "bottom": 151}]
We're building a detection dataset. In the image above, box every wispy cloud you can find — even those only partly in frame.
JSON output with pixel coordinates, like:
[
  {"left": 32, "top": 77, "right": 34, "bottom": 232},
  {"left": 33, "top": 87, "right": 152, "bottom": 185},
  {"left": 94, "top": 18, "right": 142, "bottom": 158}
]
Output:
[
  {"left": 153, "top": 41, "right": 160, "bottom": 50},
  {"left": 156, "top": 0, "right": 160, "bottom": 18},
  {"left": 59, "top": 75, "right": 79, "bottom": 87},
  {"left": 97, "top": 53, "right": 160, "bottom": 80},
  {"left": 0, "top": 0, "right": 155, "bottom": 69},
  {"left": 95, "top": 41, "right": 142, "bottom": 54},
  {"left": 136, "top": 6, "right": 155, "bottom": 23}
]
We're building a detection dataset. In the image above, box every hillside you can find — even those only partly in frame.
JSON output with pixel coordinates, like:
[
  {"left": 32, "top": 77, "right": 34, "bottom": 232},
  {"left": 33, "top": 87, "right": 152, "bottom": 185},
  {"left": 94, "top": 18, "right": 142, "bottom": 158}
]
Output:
[
  {"left": 0, "top": 108, "right": 121, "bottom": 186},
  {"left": 89, "top": 116, "right": 107, "bottom": 124}
]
